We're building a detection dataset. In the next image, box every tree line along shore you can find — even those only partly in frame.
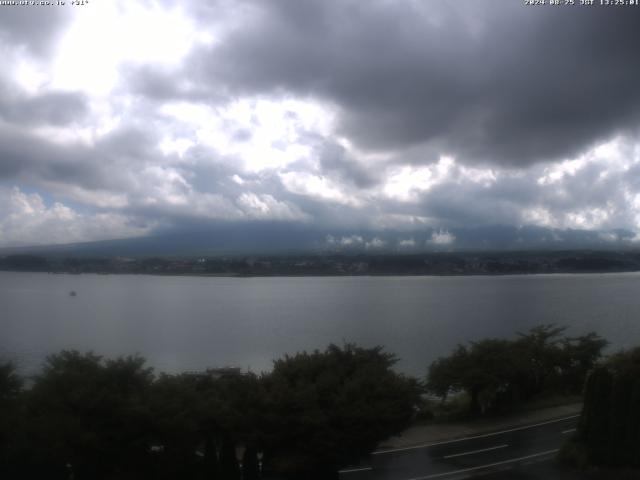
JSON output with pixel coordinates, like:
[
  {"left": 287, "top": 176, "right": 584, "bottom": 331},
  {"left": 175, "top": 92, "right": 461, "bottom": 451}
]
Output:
[
  {"left": 4, "top": 250, "right": 640, "bottom": 276},
  {"left": 0, "top": 325, "right": 638, "bottom": 479}
]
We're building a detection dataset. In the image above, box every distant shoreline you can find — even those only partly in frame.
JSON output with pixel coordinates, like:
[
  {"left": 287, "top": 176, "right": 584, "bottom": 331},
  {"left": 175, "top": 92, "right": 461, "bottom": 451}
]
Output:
[
  {"left": 3, "top": 250, "right": 640, "bottom": 277},
  {"left": 3, "top": 268, "right": 640, "bottom": 278}
]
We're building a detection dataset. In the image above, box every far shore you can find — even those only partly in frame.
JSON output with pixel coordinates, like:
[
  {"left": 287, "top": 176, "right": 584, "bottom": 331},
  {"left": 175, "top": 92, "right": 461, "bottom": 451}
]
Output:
[
  {"left": 3, "top": 250, "right": 640, "bottom": 278},
  {"left": 3, "top": 268, "right": 640, "bottom": 278}
]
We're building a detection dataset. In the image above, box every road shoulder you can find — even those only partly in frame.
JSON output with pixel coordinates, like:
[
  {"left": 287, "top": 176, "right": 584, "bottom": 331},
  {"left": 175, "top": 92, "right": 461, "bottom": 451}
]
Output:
[{"left": 378, "top": 403, "right": 583, "bottom": 451}]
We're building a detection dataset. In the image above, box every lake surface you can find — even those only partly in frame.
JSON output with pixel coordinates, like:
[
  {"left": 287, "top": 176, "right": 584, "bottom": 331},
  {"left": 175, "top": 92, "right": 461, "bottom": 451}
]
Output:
[{"left": 1, "top": 271, "right": 640, "bottom": 377}]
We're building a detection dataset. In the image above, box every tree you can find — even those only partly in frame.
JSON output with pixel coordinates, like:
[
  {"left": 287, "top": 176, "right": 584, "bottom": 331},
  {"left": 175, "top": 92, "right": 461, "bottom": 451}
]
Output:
[
  {"left": 0, "top": 362, "right": 22, "bottom": 403},
  {"left": 427, "top": 325, "right": 607, "bottom": 416},
  {"left": 218, "top": 439, "right": 240, "bottom": 480},
  {"left": 426, "top": 345, "right": 467, "bottom": 403},
  {"left": 0, "top": 362, "right": 25, "bottom": 478},
  {"left": 559, "top": 332, "right": 608, "bottom": 393},
  {"left": 242, "top": 445, "right": 260, "bottom": 480},
  {"left": 25, "top": 351, "right": 155, "bottom": 479},
  {"left": 577, "top": 347, "right": 640, "bottom": 468},
  {"left": 263, "top": 344, "right": 421, "bottom": 478},
  {"left": 579, "top": 367, "right": 613, "bottom": 464},
  {"left": 202, "top": 435, "right": 220, "bottom": 480},
  {"left": 514, "top": 324, "right": 567, "bottom": 396},
  {"left": 147, "top": 373, "right": 206, "bottom": 479},
  {"left": 428, "top": 340, "right": 520, "bottom": 415}
]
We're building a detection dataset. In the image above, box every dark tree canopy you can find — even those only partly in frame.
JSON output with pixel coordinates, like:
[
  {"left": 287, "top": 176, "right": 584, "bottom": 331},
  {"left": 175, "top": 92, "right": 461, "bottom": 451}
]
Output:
[
  {"left": 0, "top": 362, "right": 21, "bottom": 404},
  {"left": 577, "top": 347, "right": 640, "bottom": 468},
  {"left": 264, "top": 344, "right": 421, "bottom": 478},
  {"left": 0, "top": 362, "right": 24, "bottom": 477},
  {"left": 1, "top": 333, "right": 611, "bottom": 478},
  {"left": 0, "top": 345, "right": 421, "bottom": 480},
  {"left": 427, "top": 325, "right": 607, "bottom": 415}
]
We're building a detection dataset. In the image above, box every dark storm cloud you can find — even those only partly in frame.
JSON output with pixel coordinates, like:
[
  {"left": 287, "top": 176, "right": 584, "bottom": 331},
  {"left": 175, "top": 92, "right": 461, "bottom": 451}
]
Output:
[
  {"left": 0, "top": 6, "right": 73, "bottom": 56},
  {"left": 182, "top": 0, "right": 640, "bottom": 166},
  {"left": 121, "top": 65, "right": 218, "bottom": 102},
  {"left": 3, "top": 0, "right": 640, "bottom": 247},
  {"left": 0, "top": 124, "right": 155, "bottom": 194},
  {"left": 0, "top": 128, "right": 54, "bottom": 178},
  {"left": 0, "top": 128, "right": 99, "bottom": 190},
  {"left": 0, "top": 89, "right": 88, "bottom": 126},
  {"left": 316, "top": 140, "right": 378, "bottom": 188}
]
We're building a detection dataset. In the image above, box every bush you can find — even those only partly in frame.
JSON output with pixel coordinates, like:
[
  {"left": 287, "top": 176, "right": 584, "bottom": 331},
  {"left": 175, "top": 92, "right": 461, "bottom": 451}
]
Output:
[{"left": 557, "top": 439, "right": 588, "bottom": 470}]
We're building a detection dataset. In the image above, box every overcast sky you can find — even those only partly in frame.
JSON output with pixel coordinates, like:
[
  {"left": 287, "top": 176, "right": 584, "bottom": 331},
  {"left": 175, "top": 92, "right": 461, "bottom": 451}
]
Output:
[{"left": 0, "top": 0, "right": 639, "bottom": 248}]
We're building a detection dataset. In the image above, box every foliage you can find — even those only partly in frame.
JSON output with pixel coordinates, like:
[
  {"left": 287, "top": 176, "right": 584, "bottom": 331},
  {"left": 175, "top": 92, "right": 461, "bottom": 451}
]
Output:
[
  {"left": 0, "top": 331, "right": 611, "bottom": 477},
  {"left": 576, "top": 347, "right": 640, "bottom": 469},
  {"left": 557, "top": 438, "right": 589, "bottom": 470},
  {"left": 557, "top": 332, "right": 609, "bottom": 392},
  {"left": 0, "top": 344, "right": 420, "bottom": 479},
  {"left": 0, "top": 362, "right": 22, "bottom": 404},
  {"left": 0, "top": 362, "right": 25, "bottom": 478},
  {"left": 243, "top": 445, "right": 260, "bottom": 480},
  {"left": 219, "top": 439, "right": 240, "bottom": 480},
  {"left": 263, "top": 344, "right": 421, "bottom": 478},
  {"left": 24, "top": 351, "right": 155, "bottom": 479},
  {"left": 427, "top": 325, "right": 607, "bottom": 415},
  {"left": 427, "top": 340, "right": 519, "bottom": 415}
]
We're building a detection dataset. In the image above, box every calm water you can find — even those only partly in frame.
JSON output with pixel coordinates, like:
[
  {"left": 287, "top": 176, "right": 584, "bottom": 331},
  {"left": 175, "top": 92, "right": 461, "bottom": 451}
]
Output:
[{"left": 1, "top": 271, "right": 640, "bottom": 377}]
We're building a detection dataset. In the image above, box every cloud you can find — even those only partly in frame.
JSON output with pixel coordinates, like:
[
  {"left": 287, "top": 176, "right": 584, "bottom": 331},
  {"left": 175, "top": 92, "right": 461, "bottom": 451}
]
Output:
[
  {"left": 0, "top": 187, "right": 150, "bottom": 247},
  {"left": 429, "top": 230, "right": 455, "bottom": 246},
  {"left": 365, "top": 237, "right": 385, "bottom": 250},
  {"left": 325, "top": 234, "right": 386, "bottom": 250},
  {"left": 182, "top": 0, "right": 640, "bottom": 166},
  {"left": 339, "top": 235, "right": 363, "bottom": 246},
  {"left": 279, "top": 171, "right": 361, "bottom": 207},
  {"left": 398, "top": 238, "right": 416, "bottom": 248},
  {"left": 316, "top": 140, "right": 379, "bottom": 188},
  {"left": 0, "top": 1, "right": 640, "bottom": 247},
  {"left": 0, "top": 88, "right": 88, "bottom": 126},
  {"left": 236, "top": 192, "right": 309, "bottom": 221},
  {"left": 0, "top": 6, "right": 73, "bottom": 56}
]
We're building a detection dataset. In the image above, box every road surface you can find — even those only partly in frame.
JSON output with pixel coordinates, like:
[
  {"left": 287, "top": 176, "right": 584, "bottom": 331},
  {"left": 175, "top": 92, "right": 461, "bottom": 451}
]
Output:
[{"left": 339, "top": 415, "right": 585, "bottom": 479}]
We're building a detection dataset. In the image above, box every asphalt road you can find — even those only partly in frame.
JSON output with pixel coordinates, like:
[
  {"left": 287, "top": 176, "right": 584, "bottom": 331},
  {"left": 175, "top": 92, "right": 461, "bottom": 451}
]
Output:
[{"left": 339, "top": 415, "right": 584, "bottom": 480}]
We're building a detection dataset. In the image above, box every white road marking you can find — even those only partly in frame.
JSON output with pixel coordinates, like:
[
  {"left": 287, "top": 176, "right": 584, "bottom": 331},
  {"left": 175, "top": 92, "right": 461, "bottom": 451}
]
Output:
[
  {"left": 372, "top": 415, "right": 579, "bottom": 455},
  {"left": 442, "top": 444, "right": 508, "bottom": 459},
  {"left": 562, "top": 428, "right": 577, "bottom": 434},
  {"left": 405, "top": 449, "right": 559, "bottom": 480},
  {"left": 338, "top": 466, "right": 373, "bottom": 474}
]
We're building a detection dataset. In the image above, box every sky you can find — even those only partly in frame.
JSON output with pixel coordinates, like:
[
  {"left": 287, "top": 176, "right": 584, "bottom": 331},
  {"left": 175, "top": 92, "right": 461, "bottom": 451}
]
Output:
[{"left": 0, "top": 0, "right": 639, "bottom": 249}]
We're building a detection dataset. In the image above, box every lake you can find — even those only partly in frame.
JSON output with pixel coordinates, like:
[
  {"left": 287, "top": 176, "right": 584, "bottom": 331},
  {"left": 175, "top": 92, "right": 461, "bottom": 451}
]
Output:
[{"left": 1, "top": 271, "right": 639, "bottom": 377}]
